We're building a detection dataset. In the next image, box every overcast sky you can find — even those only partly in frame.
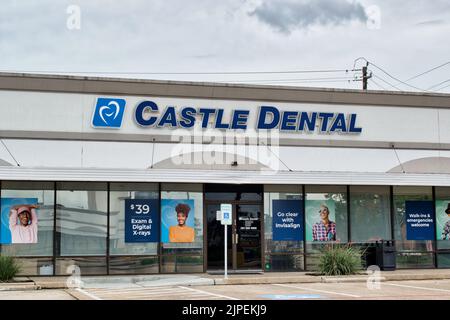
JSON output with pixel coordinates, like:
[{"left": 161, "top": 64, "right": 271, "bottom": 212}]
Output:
[{"left": 1, "top": 0, "right": 449, "bottom": 92}]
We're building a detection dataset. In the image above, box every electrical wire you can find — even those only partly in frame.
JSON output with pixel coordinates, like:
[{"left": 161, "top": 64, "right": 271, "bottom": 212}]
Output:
[
  {"left": 218, "top": 76, "right": 357, "bottom": 84},
  {"left": 435, "top": 82, "right": 450, "bottom": 92},
  {"left": 428, "top": 78, "right": 450, "bottom": 91},
  {"left": 354, "top": 57, "right": 427, "bottom": 92},
  {"left": 369, "top": 78, "right": 387, "bottom": 91},
  {"left": 372, "top": 74, "right": 402, "bottom": 91},
  {"left": 368, "top": 62, "right": 427, "bottom": 92},
  {"left": 0, "top": 68, "right": 361, "bottom": 76},
  {"left": 405, "top": 61, "right": 450, "bottom": 82}
]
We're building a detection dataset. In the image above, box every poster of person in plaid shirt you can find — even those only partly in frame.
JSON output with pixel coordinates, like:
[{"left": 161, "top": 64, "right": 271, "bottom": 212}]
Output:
[
  {"left": 436, "top": 201, "right": 450, "bottom": 240},
  {"left": 305, "top": 199, "right": 337, "bottom": 242}
]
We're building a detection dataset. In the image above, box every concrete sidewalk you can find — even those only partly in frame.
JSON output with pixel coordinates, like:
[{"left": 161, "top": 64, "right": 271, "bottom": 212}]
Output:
[{"left": 1, "top": 269, "right": 450, "bottom": 290}]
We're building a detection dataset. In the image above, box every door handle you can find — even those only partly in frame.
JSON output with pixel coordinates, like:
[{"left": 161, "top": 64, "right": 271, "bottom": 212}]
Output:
[{"left": 235, "top": 233, "right": 238, "bottom": 245}]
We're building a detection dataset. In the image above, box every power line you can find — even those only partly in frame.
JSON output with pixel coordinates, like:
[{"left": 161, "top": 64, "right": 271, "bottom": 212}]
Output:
[
  {"left": 405, "top": 61, "right": 450, "bottom": 82},
  {"left": 368, "top": 62, "right": 427, "bottom": 92},
  {"left": 436, "top": 82, "right": 450, "bottom": 92},
  {"left": 372, "top": 74, "right": 402, "bottom": 91},
  {"left": 0, "top": 68, "right": 361, "bottom": 76},
  {"left": 223, "top": 80, "right": 357, "bottom": 86},
  {"left": 428, "top": 78, "right": 450, "bottom": 91},
  {"left": 219, "top": 76, "right": 357, "bottom": 84},
  {"left": 354, "top": 57, "right": 427, "bottom": 92},
  {"left": 369, "top": 78, "right": 387, "bottom": 90}
]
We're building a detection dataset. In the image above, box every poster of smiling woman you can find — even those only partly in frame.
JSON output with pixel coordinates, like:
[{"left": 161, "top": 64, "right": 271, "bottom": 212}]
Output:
[
  {"left": 161, "top": 199, "right": 195, "bottom": 243},
  {"left": 1, "top": 198, "right": 39, "bottom": 244}
]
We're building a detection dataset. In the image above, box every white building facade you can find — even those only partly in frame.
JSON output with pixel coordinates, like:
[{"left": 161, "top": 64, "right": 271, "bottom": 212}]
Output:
[{"left": 0, "top": 73, "right": 449, "bottom": 275}]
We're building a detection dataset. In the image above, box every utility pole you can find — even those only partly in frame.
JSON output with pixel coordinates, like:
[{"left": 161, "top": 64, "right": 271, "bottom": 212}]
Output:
[{"left": 362, "top": 62, "right": 372, "bottom": 90}]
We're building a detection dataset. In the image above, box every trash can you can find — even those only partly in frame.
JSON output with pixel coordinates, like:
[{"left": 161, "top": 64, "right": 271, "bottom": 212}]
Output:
[{"left": 375, "top": 240, "right": 396, "bottom": 271}]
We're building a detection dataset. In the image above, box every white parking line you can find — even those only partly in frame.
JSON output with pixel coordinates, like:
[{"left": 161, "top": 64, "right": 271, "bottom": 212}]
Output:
[
  {"left": 88, "top": 288, "right": 180, "bottom": 295},
  {"left": 95, "top": 291, "right": 207, "bottom": 297},
  {"left": 80, "top": 285, "right": 237, "bottom": 300},
  {"left": 87, "top": 285, "right": 177, "bottom": 291},
  {"left": 272, "top": 284, "right": 361, "bottom": 298},
  {"left": 383, "top": 283, "right": 450, "bottom": 293},
  {"left": 113, "top": 292, "right": 211, "bottom": 299},
  {"left": 76, "top": 288, "right": 102, "bottom": 300},
  {"left": 178, "top": 286, "right": 239, "bottom": 300}
]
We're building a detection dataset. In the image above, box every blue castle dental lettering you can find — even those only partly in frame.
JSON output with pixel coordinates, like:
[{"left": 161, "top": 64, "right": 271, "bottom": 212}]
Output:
[{"left": 129, "top": 100, "right": 362, "bottom": 133}]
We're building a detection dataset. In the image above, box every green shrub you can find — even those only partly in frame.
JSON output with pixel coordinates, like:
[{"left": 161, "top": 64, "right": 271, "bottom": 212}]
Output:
[
  {"left": 0, "top": 256, "right": 22, "bottom": 282},
  {"left": 318, "top": 244, "right": 362, "bottom": 276}
]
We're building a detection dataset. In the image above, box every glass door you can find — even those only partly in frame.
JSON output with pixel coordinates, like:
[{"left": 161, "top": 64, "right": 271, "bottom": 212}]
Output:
[
  {"left": 206, "top": 203, "right": 232, "bottom": 270},
  {"left": 235, "top": 204, "right": 262, "bottom": 270},
  {"left": 206, "top": 203, "right": 262, "bottom": 271}
]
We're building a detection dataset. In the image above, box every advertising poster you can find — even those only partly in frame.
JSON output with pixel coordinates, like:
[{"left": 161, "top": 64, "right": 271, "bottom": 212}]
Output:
[
  {"left": 124, "top": 199, "right": 160, "bottom": 243},
  {"left": 405, "top": 201, "right": 435, "bottom": 240},
  {"left": 436, "top": 200, "right": 450, "bottom": 240},
  {"left": 305, "top": 199, "right": 336, "bottom": 242},
  {"left": 161, "top": 199, "right": 195, "bottom": 243},
  {"left": 272, "top": 200, "right": 303, "bottom": 241},
  {"left": 1, "top": 198, "right": 39, "bottom": 244}
]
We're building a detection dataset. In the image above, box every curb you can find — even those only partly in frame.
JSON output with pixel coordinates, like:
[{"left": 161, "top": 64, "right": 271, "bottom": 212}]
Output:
[
  {"left": 0, "top": 283, "right": 40, "bottom": 291},
  {"left": 212, "top": 273, "right": 450, "bottom": 285},
  {"left": 2, "top": 273, "right": 450, "bottom": 290}
]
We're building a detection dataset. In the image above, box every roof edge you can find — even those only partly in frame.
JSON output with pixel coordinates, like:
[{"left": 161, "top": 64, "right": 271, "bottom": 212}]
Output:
[{"left": 0, "top": 72, "right": 449, "bottom": 107}]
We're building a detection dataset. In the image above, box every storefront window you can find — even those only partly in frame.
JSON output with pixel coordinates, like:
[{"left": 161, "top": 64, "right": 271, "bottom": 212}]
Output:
[
  {"left": 264, "top": 185, "right": 303, "bottom": 272},
  {"left": 393, "top": 186, "right": 434, "bottom": 269},
  {"left": 435, "top": 187, "right": 450, "bottom": 251},
  {"left": 1, "top": 181, "right": 54, "bottom": 275},
  {"left": 109, "top": 182, "right": 159, "bottom": 274},
  {"left": 160, "top": 183, "right": 203, "bottom": 273},
  {"left": 56, "top": 182, "right": 107, "bottom": 275},
  {"left": 305, "top": 185, "right": 348, "bottom": 270},
  {"left": 350, "top": 186, "right": 391, "bottom": 243}
]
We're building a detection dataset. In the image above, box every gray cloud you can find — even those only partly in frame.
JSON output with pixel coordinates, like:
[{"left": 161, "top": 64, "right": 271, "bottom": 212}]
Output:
[{"left": 249, "top": 0, "right": 368, "bottom": 33}]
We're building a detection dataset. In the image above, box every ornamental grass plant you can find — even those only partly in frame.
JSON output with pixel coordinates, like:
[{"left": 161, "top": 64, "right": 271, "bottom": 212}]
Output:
[
  {"left": 318, "top": 244, "right": 362, "bottom": 276},
  {"left": 0, "top": 256, "right": 22, "bottom": 282}
]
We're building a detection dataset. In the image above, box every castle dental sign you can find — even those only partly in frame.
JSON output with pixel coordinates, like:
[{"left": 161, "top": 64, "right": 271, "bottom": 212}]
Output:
[{"left": 92, "top": 98, "right": 363, "bottom": 134}]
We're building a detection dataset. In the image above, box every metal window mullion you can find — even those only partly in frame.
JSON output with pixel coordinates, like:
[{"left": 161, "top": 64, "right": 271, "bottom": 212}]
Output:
[
  {"left": 106, "top": 182, "right": 110, "bottom": 275},
  {"left": 347, "top": 185, "right": 351, "bottom": 243},
  {"left": 302, "top": 184, "right": 306, "bottom": 271},
  {"left": 53, "top": 181, "right": 57, "bottom": 275},
  {"left": 432, "top": 186, "right": 438, "bottom": 268}
]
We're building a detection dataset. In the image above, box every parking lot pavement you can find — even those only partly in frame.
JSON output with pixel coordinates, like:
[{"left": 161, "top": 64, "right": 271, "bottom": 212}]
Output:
[
  {"left": 74, "top": 279, "right": 450, "bottom": 300},
  {"left": 0, "top": 290, "right": 75, "bottom": 300},
  {"left": 3, "top": 279, "right": 450, "bottom": 300},
  {"left": 197, "top": 280, "right": 450, "bottom": 300},
  {"left": 72, "top": 285, "right": 239, "bottom": 300}
]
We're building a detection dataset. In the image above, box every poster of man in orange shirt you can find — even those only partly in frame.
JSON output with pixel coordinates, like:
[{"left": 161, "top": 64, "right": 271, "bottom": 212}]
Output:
[{"left": 161, "top": 199, "right": 195, "bottom": 243}]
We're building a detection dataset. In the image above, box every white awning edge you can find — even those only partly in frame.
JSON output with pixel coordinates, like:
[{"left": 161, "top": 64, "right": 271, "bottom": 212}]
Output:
[{"left": 0, "top": 166, "right": 449, "bottom": 186}]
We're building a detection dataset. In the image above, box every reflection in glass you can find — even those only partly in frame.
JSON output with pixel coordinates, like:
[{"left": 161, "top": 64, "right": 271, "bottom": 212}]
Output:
[
  {"left": 350, "top": 186, "right": 391, "bottom": 243},
  {"left": 435, "top": 187, "right": 450, "bottom": 250},
  {"left": 393, "top": 186, "right": 433, "bottom": 255},
  {"left": 56, "top": 182, "right": 107, "bottom": 256},
  {"left": 237, "top": 205, "right": 261, "bottom": 269}
]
